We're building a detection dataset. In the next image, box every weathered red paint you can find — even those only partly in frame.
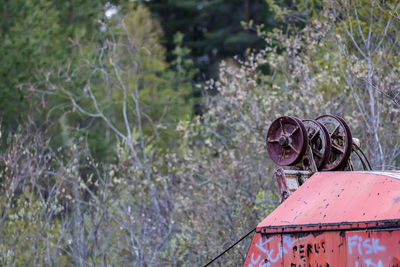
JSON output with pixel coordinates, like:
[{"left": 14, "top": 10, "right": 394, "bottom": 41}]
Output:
[
  {"left": 345, "top": 230, "right": 400, "bottom": 266},
  {"left": 244, "top": 171, "right": 400, "bottom": 266},
  {"left": 245, "top": 230, "right": 400, "bottom": 266}
]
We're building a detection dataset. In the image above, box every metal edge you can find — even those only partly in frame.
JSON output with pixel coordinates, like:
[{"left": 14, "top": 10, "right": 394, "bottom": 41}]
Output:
[{"left": 256, "top": 219, "right": 400, "bottom": 234}]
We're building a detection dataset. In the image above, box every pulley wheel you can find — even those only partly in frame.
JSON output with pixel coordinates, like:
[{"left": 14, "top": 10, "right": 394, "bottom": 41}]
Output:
[
  {"left": 266, "top": 116, "right": 308, "bottom": 166},
  {"left": 291, "top": 116, "right": 309, "bottom": 162},
  {"left": 302, "top": 120, "right": 331, "bottom": 170},
  {"left": 316, "top": 115, "right": 353, "bottom": 170}
]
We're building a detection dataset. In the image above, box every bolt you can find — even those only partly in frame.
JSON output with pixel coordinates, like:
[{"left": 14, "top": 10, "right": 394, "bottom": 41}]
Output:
[{"left": 278, "top": 136, "right": 289, "bottom": 146}]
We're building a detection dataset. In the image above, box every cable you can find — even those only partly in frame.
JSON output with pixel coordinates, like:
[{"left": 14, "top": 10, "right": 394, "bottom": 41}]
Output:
[
  {"left": 352, "top": 144, "right": 373, "bottom": 170},
  {"left": 203, "top": 227, "right": 256, "bottom": 267}
]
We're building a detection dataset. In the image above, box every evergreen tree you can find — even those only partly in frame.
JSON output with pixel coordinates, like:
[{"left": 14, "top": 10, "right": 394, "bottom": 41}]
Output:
[{"left": 145, "top": 0, "right": 274, "bottom": 78}]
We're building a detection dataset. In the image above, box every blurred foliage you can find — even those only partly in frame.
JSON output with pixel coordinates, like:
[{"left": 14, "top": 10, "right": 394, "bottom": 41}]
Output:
[
  {"left": 36, "top": 4, "right": 198, "bottom": 160},
  {"left": 0, "top": 0, "right": 109, "bottom": 130},
  {"left": 144, "top": 0, "right": 274, "bottom": 79},
  {"left": 0, "top": 0, "right": 63, "bottom": 128}
]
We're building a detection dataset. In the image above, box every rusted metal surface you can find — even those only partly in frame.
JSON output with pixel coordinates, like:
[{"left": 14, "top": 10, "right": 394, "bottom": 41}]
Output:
[
  {"left": 266, "top": 116, "right": 308, "bottom": 166},
  {"left": 291, "top": 116, "right": 308, "bottom": 165},
  {"left": 244, "top": 171, "right": 400, "bottom": 266},
  {"left": 345, "top": 230, "right": 400, "bottom": 266},
  {"left": 266, "top": 115, "right": 370, "bottom": 173},
  {"left": 275, "top": 169, "right": 313, "bottom": 202},
  {"left": 275, "top": 168, "right": 291, "bottom": 202},
  {"left": 258, "top": 172, "right": 400, "bottom": 232},
  {"left": 244, "top": 229, "right": 400, "bottom": 266},
  {"left": 248, "top": 116, "right": 391, "bottom": 266},
  {"left": 316, "top": 115, "right": 353, "bottom": 171},
  {"left": 302, "top": 120, "right": 331, "bottom": 170}
]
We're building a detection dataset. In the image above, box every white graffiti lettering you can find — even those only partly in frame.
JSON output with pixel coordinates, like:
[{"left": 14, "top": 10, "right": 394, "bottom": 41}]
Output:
[
  {"left": 255, "top": 236, "right": 273, "bottom": 254},
  {"left": 369, "top": 238, "right": 386, "bottom": 254},
  {"left": 348, "top": 235, "right": 385, "bottom": 255},
  {"left": 251, "top": 253, "right": 260, "bottom": 264},
  {"left": 348, "top": 235, "right": 387, "bottom": 267},
  {"left": 363, "top": 258, "right": 384, "bottom": 267},
  {"left": 283, "top": 235, "right": 297, "bottom": 249},
  {"left": 266, "top": 245, "right": 281, "bottom": 263},
  {"left": 248, "top": 252, "right": 271, "bottom": 267},
  {"left": 248, "top": 235, "right": 287, "bottom": 265}
]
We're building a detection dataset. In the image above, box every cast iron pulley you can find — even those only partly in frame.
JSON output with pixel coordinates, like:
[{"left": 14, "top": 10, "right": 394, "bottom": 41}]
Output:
[
  {"left": 316, "top": 115, "right": 353, "bottom": 171},
  {"left": 290, "top": 116, "right": 308, "bottom": 159},
  {"left": 302, "top": 120, "right": 331, "bottom": 170},
  {"left": 266, "top": 116, "right": 308, "bottom": 166}
]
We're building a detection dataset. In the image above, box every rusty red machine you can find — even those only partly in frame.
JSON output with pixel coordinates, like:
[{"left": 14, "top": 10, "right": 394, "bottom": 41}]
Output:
[{"left": 243, "top": 115, "right": 400, "bottom": 266}]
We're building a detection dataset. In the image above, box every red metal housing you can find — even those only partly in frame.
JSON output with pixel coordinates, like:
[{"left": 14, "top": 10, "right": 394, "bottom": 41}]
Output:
[{"left": 244, "top": 171, "right": 400, "bottom": 266}]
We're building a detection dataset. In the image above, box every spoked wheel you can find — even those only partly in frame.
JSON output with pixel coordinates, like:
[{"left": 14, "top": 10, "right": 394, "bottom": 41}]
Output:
[
  {"left": 266, "top": 116, "right": 308, "bottom": 166},
  {"left": 316, "top": 115, "right": 353, "bottom": 170},
  {"left": 302, "top": 120, "right": 331, "bottom": 170}
]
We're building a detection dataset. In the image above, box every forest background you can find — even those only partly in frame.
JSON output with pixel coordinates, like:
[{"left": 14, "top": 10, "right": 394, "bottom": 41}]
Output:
[{"left": 0, "top": 0, "right": 399, "bottom": 265}]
